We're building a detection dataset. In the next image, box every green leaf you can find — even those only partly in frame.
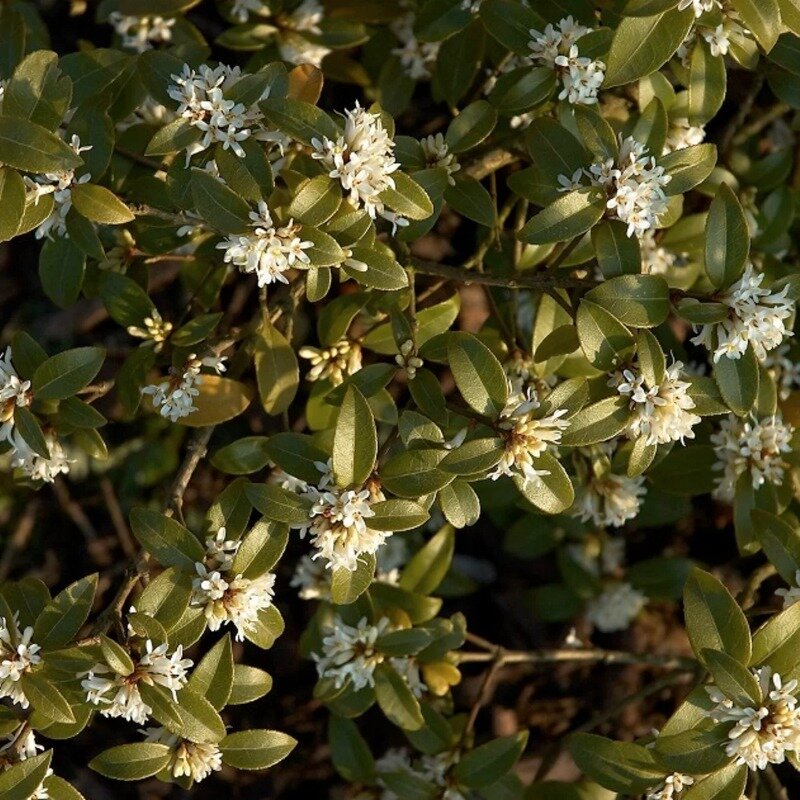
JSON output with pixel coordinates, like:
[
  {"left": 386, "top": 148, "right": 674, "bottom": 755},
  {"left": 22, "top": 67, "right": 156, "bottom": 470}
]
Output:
[
  {"left": 444, "top": 175, "right": 496, "bottom": 227},
  {"left": 648, "top": 445, "right": 719, "bottom": 495},
  {"left": 487, "top": 66, "right": 557, "bottom": 114},
  {"left": 255, "top": 320, "right": 299, "bottom": 415},
  {"left": 13, "top": 405, "right": 49, "bottom": 458},
  {"left": 569, "top": 733, "right": 664, "bottom": 794},
  {"left": 229, "top": 664, "right": 273, "bottom": 705},
  {"left": 259, "top": 98, "right": 339, "bottom": 146},
  {"left": 439, "top": 480, "right": 480, "bottom": 528},
  {"left": 705, "top": 183, "right": 748, "bottom": 289},
  {"left": 368, "top": 499, "right": 430, "bottom": 531},
  {"left": 33, "top": 573, "right": 98, "bottom": 650},
  {"left": 171, "top": 687, "right": 227, "bottom": 743},
  {"left": 480, "top": 0, "right": 544, "bottom": 54},
  {"left": 211, "top": 436, "right": 271, "bottom": 475},
  {"left": 660, "top": 144, "right": 718, "bottom": 195},
  {"left": 89, "top": 743, "right": 172, "bottom": 781},
  {"left": 145, "top": 117, "right": 201, "bottom": 156},
  {"left": 380, "top": 171, "right": 435, "bottom": 221},
  {"left": 331, "top": 553, "right": 376, "bottom": 604},
  {"left": 130, "top": 508, "right": 205, "bottom": 570},
  {"left": 681, "top": 763, "right": 747, "bottom": 800},
  {"left": 688, "top": 38, "right": 727, "bottom": 125},
  {"left": 190, "top": 168, "right": 251, "bottom": 234},
  {"left": 730, "top": 0, "right": 781, "bottom": 51},
  {"left": 514, "top": 454, "right": 575, "bottom": 514},
  {"left": 752, "top": 509, "right": 800, "bottom": 584},
  {"left": 517, "top": 188, "right": 606, "bottom": 245},
  {"left": 703, "top": 648, "right": 763, "bottom": 706},
  {"left": 592, "top": 220, "right": 641, "bottom": 277},
  {"left": 445, "top": 100, "right": 497, "bottom": 153},
  {"left": 288, "top": 175, "right": 342, "bottom": 225},
  {"left": 0, "top": 116, "right": 83, "bottom": 172},
  {"left": 70, "top": 183, "right": 134, "bottom": 224},
  {"left": 20, "top": 673, "right": 76, "bottom": 724},
  {"left": 38, "top": 236, "right": 85, "bottom": 308},
  {"left": 3, "top": 50, "right": 71, "bottom": 130},
  {"left": 751, "top": 600, "right": 800, "bottom": 675},
  {"left": 98, "top": 633, "right": 135, "bottom": 676},
  {"left": 32, "top": 347, "right": 104, "bottom": 401},
  {"left": 0, "top": 166, "right": 25, "bottom": 242},
  {"left": 0, "top": 752, "right": 53, "bottom": 799},
  {"left": 454, "top": 732, "right": 529, "bottom": 788},
  {"left": 188, "top": 635, "right": 234, "bottom": 710},
  {"left": 605, "top": 8, "right": 694, "bottom": 87},
  {"left": 576, "top": 300, "right": 635, "bottom": 371},
  {"left": 440, "top": 437, "right": 504, "bottom": 475},
  {"left": 586, "top": 274, "right": 670, "bottom": 328},
  {"left": 245, "top": 483, "right": 313, "bottom": 525},
  {"left": 684, "top": 567, "right": 751, "bottom": 666},
  {"left": 265, "top": 432, "right": 329, "bottom": 484},
  {"left": 329, "top": 715, "right": 376, "bottom": 784},
  {"left": 560, "top": 396, "right": 631, "bottom": 447},
  {"left": 374, "top": 663, "right": 424, "bottom": 730},
  {"left": 400, "top": 525, "right": 455, "bottom": 595},
  {"left": 447, "top": 333, "right": 508, "bottom": 416},
  {"left": 136, "top": 568, "right": 192, "bottom": 631},
  {"left": 220, "top": 729, "right": 298, "bottom": 770},
  {"left": 333, "top": 385, "right": 377, "bottom": 488},
  {"left": 345, "top": 246, "right": 408, "bottom": 290},
  {"left": 714, "top": 345, "right": 759, "bottom": 417}
]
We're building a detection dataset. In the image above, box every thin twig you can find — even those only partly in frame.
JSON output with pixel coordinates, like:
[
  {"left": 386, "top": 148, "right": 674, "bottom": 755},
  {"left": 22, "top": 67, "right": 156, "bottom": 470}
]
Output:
[
  {"left": 166, "top": 426, "right": 216, "bottom": 524},
  {"left": 51, "top": 478, "right": 97, "bottom": 540},
  {"left": 457, "top": 647, "right": 697, "bottom": 671},
  {"left": 464, "top": 646, "right": 505, "bottom": 739},
  {"left": 740, "top": 563, "right": 777, "bottom": 611},
  {"left": 100, "top": 478, "right": 137, "bottom": 560}
]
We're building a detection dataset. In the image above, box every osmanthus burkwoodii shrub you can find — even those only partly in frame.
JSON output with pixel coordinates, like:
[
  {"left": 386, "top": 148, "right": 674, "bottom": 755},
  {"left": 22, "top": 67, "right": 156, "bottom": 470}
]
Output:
[{"left": 1, "top": 0, "right": 800, "bottom": 797}]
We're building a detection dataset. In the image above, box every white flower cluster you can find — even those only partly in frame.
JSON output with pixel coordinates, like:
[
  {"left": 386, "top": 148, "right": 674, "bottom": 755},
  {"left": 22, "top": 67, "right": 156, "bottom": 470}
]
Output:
[
  {"left": 574, "top": 448, "right": 647, "bottom": 529},
  {"left": 108, "top": 12, "right": 174, "bottom": 52},
  {"left": 24, "top": 135, "right": 92, "bottom": 239},
  {"left": 586, "top": 137, "right": 671, "bottom": 237},
  {"left": 127, "top": 309, "right": 173, "bottom": 350},
  {"left": 776, "top": 569, "right": 800, "bottom": 609},
  {"left": 711, "top": 414, "right": 794, "bottom": 503},
  {"left": 219, "top": 201, "right": 313, "bottom": 287},
  {"left": 315, "top": 615, "right": 390, "bottom": 690},
  {"left": 278, "top": 0, "right": 330, "bottom": 67},
  {"left": 764, "top": 344, "right": 800, "bottom": 400},
  {"left": 191, "top": 527, "right": 276, "bottom": 641},
  {"left": 488, "top": 382, "right": 570, "bottom": 487},
  {"left": 0, "top": 616, "right": 42, "bottom": 708},
  {"left": 141, "top": 353, "right": 227, "bottom": 422},
  {"left": 82, "top": 640, "right": 193, "bottom": 725},
  {"left": 395, "top": 340, "right": 424, "bottom": 379},
  {"left": 311, "top": 103, "right": 405, "bottom": 229},
  {"left": 586, "top": 582, "right": 647, "bottom": 632},
  {"left": 168, "top": 63, "right": 282, "bottom": 162},
  {"left": 640, "top": 230, "right": 680, "bottom": 275},
  {"left": 706, "top": 666, "right": 800, "bottom": 771},
  {"left": 0, "top": 730, "right": 50, "bottom": 798},
  {"left": 529, "top": 16, "right": 606, "bottom": 105},
  {"left": 421, "top": 133, "right": 460, "bottom": 185},
  {"left": 664, "top": 118, "right": 706, "bottom": 154},
  {"left": 646, "top": 772, "right": 695, "bottom": 800},
  {"left": 142, "top": 727, "right": 223, "bottom": 783},
  {"left": 611, "top": 361, "right": 701, "bottom": 446},
  {"left": 375, "top": 748, "right": 465, "bottom": 800},
  {"left": 677, "top": 0, "right": 721, "bottom": 16},
  {"left": 299, "top": 338, "right": 362, "bottom": 386},
  {"left": 391, "top": 14, "right": 440, "bottom": 80},
  {"left": 692, "top": 265, "right": 793, "bottom": 362},
  {"left": 0, "top": 347, "right": 71, "bottom": 483}
]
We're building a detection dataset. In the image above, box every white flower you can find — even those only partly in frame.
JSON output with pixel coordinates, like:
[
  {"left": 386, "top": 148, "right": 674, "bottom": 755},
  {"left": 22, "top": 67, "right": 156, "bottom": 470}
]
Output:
[
  {"left": 706, "top": 666, "right": 800, "bottom": 771},
  {"left": 488, "top": 383, "right": 570, "bottom": 487},
  {"left": 285, "top": 0, "right": 325, "bottom": 35},
  {"left": 663, "top": 118, "right": 705, "bottom": 154},
  {"left": 81, "top": 640, "right": 192, "bottom": 725},
  {"left": 646, "top": 773, "right": 695, "bottom": 800},
  {"left": 218, "top": 201, "right": 313, "bottom": 287},
  {"left": 461, "top": 0, "right": 482, "bottom": 10},
  {"left": 391, "top": 14, "right": 440, "bottom": 80},
  {"left": 711, "top": 414, "right": 793, "bottom": 503},
  {"left": 311, "top": 103, "right": 405, "bottom": 228},
  {"left": 586, "top": 582, "right": 646, "bottom": 632},
  {"left": 278, "top": 33, "right": 331, "bottom": 67},
  {"left": 108, "top": 12, "right": 174, "bottom": 52},
  {"left": 574, "top": 469, "right": 647, "bottom": 528},
  {"left": 640, "top": 229, "right": 680, "bottom": 274},
  {"left": 167, "top": 63, "right": 282, "bottom": 162},
  {"left": 611, "top": 361, "right": 700, "bottom": 446},
  {"left": 677, "top": 0, "right": 722, "bottom": 16},
  {"left": 117, "top": 97, "right": 176, "bottom": 131},
  {"left": 0, "top": 346, "right": 32, "bottom": 446},
  {"left": 529, "top": 17, "right": 605, "bottom": 105},
  {"left": 420, "top": 134, "right": 460, "bottom": 185},
  {"left": 764, "top": 344, "right": 800, "bottom": 400},
  {"left": 203, "top": 526, "right": 241, "bottom": 572},
  {"left": 693, "top": 264, "right": 793, "bottom": 363},
  {"left": 230, "top": 0, "right": 269, "bottom": 23},
  {"left": 587, "top": 136, "right": 671, "bottom": 237},
  {"left": 141, "top": 352, "right": 227, "bottom": 422},
  {"left": 299, "top": 338, "right": 362, "bottom": 385},
  {"left": 127, "top": 309, "right": 173, "bottom": 350},
  {"left": 9, "top": 430, "right": 71, "bottom": 484},
  {"left": 314, "top": 616, "right": 391, "bottom": 690},
  {"left": 391, "top": 656, "right": 427, "bottom": 698},
  {"left": 298, "top": 486, "right": 389, "bottom": 572},
  {"left": 142, "top": 727, "right": 223, "bottom": 782},
  {"left": 776, "top": 570, "right": 800, "bottom": 609},
  {"left": 0, "top": 616, "right": 42, "bottom": 708},
  {"left": 394, "top": 340, "right": 424, "bottom": 379},
  {"left": 702, "top": 23, "right": 731, "bottom": 56},
  {"left": 23, "top": 134, "right": 92, "bottom": 239}
]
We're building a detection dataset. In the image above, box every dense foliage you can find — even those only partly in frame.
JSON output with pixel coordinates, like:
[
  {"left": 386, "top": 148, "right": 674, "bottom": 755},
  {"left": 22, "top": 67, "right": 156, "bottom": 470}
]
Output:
[{"left": 3, "top": 0, "right": 800, "bottom": 797}]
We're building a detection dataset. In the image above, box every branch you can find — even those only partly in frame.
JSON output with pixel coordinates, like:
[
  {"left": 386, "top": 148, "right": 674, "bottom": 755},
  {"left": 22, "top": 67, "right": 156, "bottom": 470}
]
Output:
[
  {"left": 465, "top": 148, "right": 519, "bottom": 180},
  {"left": 166, "top": 426, "right": 217, "bottom": 523},
  {"left": 457, "top": 647, "right": 697, "bottom": 671},
  {"left": 408, "top": 258, "right": 596, "bottom": 290}
]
